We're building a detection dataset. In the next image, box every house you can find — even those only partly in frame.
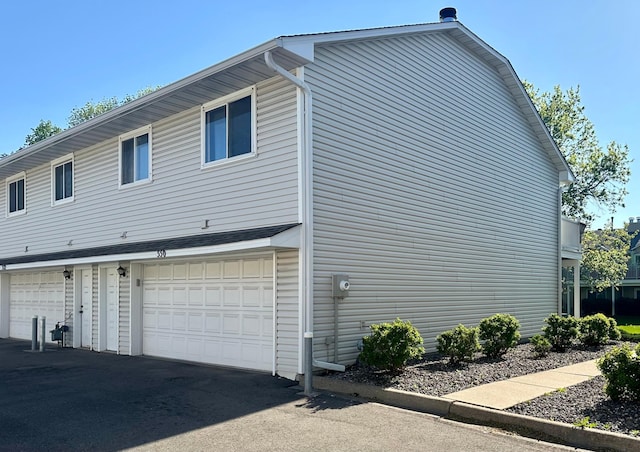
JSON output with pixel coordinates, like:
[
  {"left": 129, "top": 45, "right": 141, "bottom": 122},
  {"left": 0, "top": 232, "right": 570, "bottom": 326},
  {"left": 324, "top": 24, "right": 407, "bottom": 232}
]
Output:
[
  {"left": 0, "top": 9, "right": 575, "bottom": 381},
  {"left": 580, "top": 218, "right": 640, "bottom": 315},
  {"left": 626, "top": 219, "right": 640, "bottom": 299}
]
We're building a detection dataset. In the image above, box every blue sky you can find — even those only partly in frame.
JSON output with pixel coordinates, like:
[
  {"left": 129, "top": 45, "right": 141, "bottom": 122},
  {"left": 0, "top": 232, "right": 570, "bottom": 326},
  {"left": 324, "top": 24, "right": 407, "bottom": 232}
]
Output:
[{"left": 0, "top": 0, "right": 637, "bottom": 228}]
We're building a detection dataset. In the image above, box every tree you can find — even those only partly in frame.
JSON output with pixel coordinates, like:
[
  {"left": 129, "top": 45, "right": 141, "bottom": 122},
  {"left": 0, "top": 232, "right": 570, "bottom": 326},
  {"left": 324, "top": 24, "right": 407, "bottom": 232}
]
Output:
[
  {"left": 67, "top": 87, "right": 159, "bottom": 127},
  {"left": 67, "top": 97, "right": 120, "bottom": 127},
  {"left": 523, "top": 82, "right": 631, "bottom": 224},
  {"left": 16, "top": 86, "right": 161, "bottom": 149},
  {"left": 581, "top": 227, "right": 637, "bottom": 292},
  {"left": 23, "top": 120, "right": 63, "bottom": 147}
]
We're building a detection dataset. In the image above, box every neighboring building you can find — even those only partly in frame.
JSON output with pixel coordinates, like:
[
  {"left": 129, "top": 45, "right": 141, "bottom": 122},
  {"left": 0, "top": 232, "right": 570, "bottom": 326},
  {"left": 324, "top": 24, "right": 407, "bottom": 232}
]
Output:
[
  {"left": 561, "top": 217, "right": 584, "bottom": 317},
  {"left": 580, "top": 218, "right": 640, "bottom": 316},
  {"left": 624, "top": 218, "right": 640, "bottom": 300},
  {"left": 0, "top": 10, "right": 575, "bottom": 380}
]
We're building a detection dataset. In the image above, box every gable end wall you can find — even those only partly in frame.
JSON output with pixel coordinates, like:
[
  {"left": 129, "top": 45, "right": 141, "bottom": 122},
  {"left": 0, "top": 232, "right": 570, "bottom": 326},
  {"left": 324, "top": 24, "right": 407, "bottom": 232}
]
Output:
[{"left": 307, "top": 32, "right": 559, "bottom": 362}]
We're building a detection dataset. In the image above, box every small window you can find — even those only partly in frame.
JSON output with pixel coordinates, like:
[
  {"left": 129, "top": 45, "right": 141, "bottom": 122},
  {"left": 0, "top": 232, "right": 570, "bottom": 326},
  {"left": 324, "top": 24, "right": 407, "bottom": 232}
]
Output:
[
  {"left": 120, "top": 126, "right": 152, "bottom": 186},
  {"left": 51, "top": 155, "right": 74, "bottom": 205},
  {"left": 7, "top": 173, "right": 26, "bottom": 216},
  {"left": 202, "top": 88, "right": 255, "bottom": 166}
]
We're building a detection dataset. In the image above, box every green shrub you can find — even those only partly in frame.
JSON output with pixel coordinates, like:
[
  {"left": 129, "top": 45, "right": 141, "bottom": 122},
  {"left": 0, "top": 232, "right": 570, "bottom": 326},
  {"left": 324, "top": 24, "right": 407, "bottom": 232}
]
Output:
[
  {"left": 597, "top": 343, "right": 640, "bottom": 402},
  {"left": 608, "top": 317, "right": 622, "bottom": 341},
  {"left": 530, "top": 334, "right": 551, "bottom": 358},
  {"left": 478, "top": 313, "right": 521, "bottom": 358},
  {"left": 359, "top": 318, "right": 424, "bottom": 371},
  {"left": 542, "top": 313, "right": 579, "bottom": 352},
  {"left": 436, "top": 324, "right": 480, "bottom": 365},
  {"left": 579, "top": 313, "right": 614, "bottom": 346}
]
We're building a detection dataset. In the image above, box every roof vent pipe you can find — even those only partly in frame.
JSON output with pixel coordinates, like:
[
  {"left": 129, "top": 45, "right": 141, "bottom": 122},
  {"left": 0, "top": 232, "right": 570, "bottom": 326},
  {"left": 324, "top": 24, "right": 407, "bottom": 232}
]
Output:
[{"left": 439, "top": 7, "right": 457, "bottom": 22}]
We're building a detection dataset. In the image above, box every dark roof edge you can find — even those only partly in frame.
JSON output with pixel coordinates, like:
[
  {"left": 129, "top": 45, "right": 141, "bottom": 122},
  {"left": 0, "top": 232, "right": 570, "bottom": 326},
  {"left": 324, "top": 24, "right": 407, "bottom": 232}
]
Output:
[{"left": 1, "top": 223, "right": 300, "bottom": 266}]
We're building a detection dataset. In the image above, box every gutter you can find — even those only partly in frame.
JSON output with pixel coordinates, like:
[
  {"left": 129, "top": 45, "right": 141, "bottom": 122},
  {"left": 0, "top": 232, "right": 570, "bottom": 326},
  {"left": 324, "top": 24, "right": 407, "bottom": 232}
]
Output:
[{"left": 263, "top": 51, "right": 345, "bottom": 394}]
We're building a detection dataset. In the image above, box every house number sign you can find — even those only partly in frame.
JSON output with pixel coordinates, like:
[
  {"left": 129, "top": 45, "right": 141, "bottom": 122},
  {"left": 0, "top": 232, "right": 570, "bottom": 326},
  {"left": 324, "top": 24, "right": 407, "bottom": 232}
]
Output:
[{"left": 156, "top": 249, "right": 167, "bottom": 258}]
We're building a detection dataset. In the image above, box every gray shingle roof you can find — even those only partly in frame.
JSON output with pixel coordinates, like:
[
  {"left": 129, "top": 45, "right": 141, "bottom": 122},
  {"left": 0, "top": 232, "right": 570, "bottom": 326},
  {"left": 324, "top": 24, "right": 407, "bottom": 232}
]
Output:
[{"left": 1, "top": 223, "right": 299, "bottom": 266}]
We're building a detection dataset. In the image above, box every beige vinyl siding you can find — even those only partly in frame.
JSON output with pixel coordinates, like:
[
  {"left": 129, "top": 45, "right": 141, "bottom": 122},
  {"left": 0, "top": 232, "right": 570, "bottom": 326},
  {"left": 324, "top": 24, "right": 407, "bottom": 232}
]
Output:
[
  {"left": 0, "top": 76, "right": 298, "bottom": 258},
  {"left": 119, "top": 268, "right": 130, "bottom": 354},
  {"left": 275, "top": 250, "right": 299, "bottom": 379},
  {"left": 307, "top": 33, "right": 559, "bottom": 362}
]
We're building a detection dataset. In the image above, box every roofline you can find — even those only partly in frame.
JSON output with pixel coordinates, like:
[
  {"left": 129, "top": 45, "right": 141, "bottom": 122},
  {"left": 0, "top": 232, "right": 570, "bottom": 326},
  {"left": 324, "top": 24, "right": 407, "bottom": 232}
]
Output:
[
  {"left": 2, "top": 20, "right": 574, "bottom": 181},
  {"left": 0, "top": 38, "right": 283, "bottom": 169}
]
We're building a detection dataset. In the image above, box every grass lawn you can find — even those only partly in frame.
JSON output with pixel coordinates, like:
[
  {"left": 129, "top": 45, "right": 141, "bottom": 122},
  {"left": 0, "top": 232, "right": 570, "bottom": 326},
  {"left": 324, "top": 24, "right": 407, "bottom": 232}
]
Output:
[{"left": 614, "top": 315, "right": 640, "bottom": 341}]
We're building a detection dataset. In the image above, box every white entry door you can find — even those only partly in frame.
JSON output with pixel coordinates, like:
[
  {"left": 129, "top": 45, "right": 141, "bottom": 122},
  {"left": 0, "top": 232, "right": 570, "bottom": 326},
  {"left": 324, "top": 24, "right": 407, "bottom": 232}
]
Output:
[
  {"left": 102, "top": 267, "right": 119, "bottom": 352},
  {"left": 80, "top": 269, "right": 92, "bottom": 347}
]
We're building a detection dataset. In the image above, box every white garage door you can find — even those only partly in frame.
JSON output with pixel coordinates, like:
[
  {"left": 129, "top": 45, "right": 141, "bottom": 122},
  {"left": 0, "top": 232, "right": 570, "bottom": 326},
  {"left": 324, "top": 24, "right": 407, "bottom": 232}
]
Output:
[
  {"left": 10, "top": 271, "right": 65, "bottom": 341},
  {"left": 142, "top": 256, "right": 274, "bottom": 371}
]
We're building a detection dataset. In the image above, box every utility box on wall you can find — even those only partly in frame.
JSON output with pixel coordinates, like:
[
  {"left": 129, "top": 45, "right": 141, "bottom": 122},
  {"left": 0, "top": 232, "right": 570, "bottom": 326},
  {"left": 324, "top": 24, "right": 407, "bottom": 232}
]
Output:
[{"left": 332, "top": 274, "right": 350, "bottom": 298}]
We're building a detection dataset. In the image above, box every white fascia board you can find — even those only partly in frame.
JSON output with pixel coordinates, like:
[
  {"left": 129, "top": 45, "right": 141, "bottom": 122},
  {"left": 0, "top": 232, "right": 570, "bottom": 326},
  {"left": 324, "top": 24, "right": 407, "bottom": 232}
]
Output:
[
  {"left": 276, "top": 22, "right": 460, "bottom": 63},
  {"left": 2, "top": 228, "right": 300, "bottom": 271}
]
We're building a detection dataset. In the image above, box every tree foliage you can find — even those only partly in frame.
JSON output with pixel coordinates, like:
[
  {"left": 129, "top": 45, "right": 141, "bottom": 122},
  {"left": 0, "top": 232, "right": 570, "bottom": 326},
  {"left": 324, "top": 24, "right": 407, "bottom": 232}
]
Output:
[
  {"left": 523, "top": 82, "right": 631, "bottom": 224},
  {"left": 23, "top": 120, "right": 63, "bottom": 148},
  {"left": 67, "top": 87, "right": 159, "bottom": 127},
  {"left": 581, "top": 227, "right": 637, "bottom": 292},
  {"left": 8, "top": 86, "right": 162, "bottom": 154}
]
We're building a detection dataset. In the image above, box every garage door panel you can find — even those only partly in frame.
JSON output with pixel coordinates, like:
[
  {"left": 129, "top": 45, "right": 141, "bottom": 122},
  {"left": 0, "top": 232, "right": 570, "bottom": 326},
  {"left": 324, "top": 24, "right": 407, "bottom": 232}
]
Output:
[
  {"left": 223, "top": 314, "right": 240, "bottom": 335},
  {"left": 188, "top": 263, "right": 203, "bottom": 280},
  {"left": 223, "top": 261, "right": 241, "bottom": 279},
  {"left": 143, "top": 256, "right": 273, "bottom": 371},
  {"left": 205, "top": 288, "right": 222, "bottom": 306},
  {"left": 222, "top": 288, "right": 241, "bottom": 306},
  {"left": 173, "top": 312, "right": 187, "bottom": 331},
  {"left": 188, "top": 312, "right": 204, "bottom": 332},
  {"left": 204, "top": 313, "right": 221, "bottom": 332},
  {"left": 188, "top": 287, "right": 204, "bottom": 306},
  {"left": 243, "top": 260, "right": 261, "bottom": 278},
  {"left": 157, "top": 311, "right": 172, "bottom": 329}
]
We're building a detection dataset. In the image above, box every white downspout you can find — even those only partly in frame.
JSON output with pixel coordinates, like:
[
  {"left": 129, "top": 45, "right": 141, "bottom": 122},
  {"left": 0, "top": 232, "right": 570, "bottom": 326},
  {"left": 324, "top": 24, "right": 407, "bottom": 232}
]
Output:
[{"left": 263, "top": 52, "right": 344, "bottom": 390}]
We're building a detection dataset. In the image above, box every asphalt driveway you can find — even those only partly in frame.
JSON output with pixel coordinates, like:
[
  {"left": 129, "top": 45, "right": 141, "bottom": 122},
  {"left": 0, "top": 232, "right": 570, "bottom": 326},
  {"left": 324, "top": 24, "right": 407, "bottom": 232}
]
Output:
[
  {"left": 0, "top": 339, "right": 575, "bottom": 452},
  {"left": 0, "top": 340, "right": 300, "bottom": 451}
]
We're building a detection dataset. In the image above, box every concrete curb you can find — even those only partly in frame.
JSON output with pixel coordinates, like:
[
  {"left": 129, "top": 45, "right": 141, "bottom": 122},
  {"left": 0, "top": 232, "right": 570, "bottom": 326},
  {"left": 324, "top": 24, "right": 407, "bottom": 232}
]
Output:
[{"left": 314, "top": 376, "right": 640, "bottom": 452}]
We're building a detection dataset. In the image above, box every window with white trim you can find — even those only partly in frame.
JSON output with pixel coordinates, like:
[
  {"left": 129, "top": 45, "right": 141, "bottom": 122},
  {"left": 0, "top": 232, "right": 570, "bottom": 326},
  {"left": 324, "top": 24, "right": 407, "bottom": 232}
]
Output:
[
  {"left": 120, "top": 126, "right": 152, "bottom": 186},
  {"left": 202, "top": 87, "right": 255, "bottom": 166},
  {"left": 7, "top": 173, "right": 26, "bottom": 216},
  {"left": 51, "top": 155, "right": 74, "bottom": 205}
]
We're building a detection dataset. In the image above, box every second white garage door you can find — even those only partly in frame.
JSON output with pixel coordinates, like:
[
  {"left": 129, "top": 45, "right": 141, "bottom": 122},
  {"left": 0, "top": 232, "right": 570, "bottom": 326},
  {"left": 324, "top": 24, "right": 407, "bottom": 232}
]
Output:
[{"left": 142, "top": 255, "right": 274, "bottom": 371}]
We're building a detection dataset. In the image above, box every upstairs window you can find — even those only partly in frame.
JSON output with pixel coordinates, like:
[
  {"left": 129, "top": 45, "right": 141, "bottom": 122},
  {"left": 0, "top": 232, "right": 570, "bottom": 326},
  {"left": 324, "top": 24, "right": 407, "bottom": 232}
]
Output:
[
  {"left": 7, "top": 173, "right": 26, "bottom": 216},
  {"left": 120, "top": 126, "right": 152, "bottom": 186},
  {"left": 51, "top": 155, "right": 74, "bottom": 205},
  {"left": 202, "top": 88, "right": 255, "bottom": 166}
]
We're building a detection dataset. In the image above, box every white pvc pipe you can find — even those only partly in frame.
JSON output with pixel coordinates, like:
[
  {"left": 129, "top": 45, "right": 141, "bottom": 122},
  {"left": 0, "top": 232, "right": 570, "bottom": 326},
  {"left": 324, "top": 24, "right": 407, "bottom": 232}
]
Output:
[{"left": 264, "top": 51, "right": 345, "bottom": 390}]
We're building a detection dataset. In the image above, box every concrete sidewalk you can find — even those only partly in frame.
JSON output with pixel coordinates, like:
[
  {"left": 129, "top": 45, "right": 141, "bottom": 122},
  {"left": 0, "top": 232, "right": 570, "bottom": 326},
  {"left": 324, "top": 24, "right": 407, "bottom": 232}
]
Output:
[
  {"left": 314, "top": 359, "right": 640, "bottom": 451},
  {"left": 442, "top": 360, "right": 600, "bottom": 409}
]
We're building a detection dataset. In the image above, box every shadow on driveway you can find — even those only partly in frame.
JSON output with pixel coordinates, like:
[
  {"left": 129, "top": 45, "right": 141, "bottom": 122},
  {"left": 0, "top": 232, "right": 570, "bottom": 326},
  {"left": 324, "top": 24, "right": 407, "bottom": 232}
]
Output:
[{"left": 0, "top": 339, "right": 306, "bottom": 451}]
